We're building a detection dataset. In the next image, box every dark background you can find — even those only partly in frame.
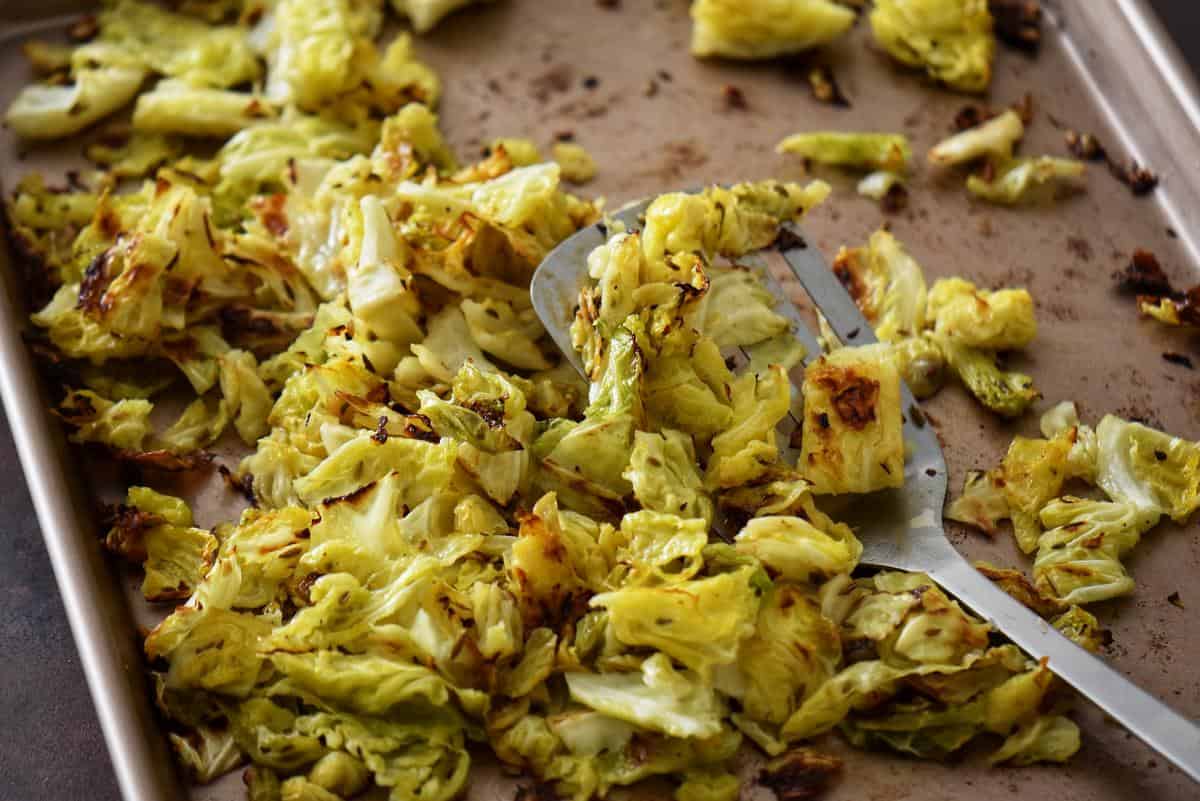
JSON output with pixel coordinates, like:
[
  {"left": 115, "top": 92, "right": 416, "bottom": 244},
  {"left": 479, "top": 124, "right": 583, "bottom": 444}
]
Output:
[{"left": 1, "top": 3, "right": 1198, "bottom": 800}]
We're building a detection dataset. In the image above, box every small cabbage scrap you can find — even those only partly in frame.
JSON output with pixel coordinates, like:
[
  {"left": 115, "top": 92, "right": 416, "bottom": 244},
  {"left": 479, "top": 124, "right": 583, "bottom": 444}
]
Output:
[
  {"left": 936, "top": 333, "right": 1039, "bottom": 417},
  {"left": 553, "top": 142, "right": 598, "bottom": 184},
  {"left": 928, "top": 109, "right": 1024, "bottom": 166},
  {"left": 927, "top": 277, "right": 1036, "bottom": 350},
  {"left": 967, "top": 157, "right": 1086, "bottom": 204},
  {"left": 391, "top": 0, "right": 496, "bottom": 33},
  {"left": 57, "top": 389, "right": 153, "bottom": 452},
  {"left": 689, "top": 0, "right": 856, "bottom": 60},
  {"left": 1033, "top": 497, "right": 1154, "bottom": 604},
  {"left": 105, "top": 487, "right": 218, "bottom": 602},
  {"left": 870, "top": 0, "right": 996, "bottom": 92},
  {"left": 945, "top": 469, "right": 1008, "bottom": 535},
  {"left": 1095, "top": 414, "right": 1200, "bottom": 522},
  {"left": 832, "top": 230, "right": 927, "bottom": 343},
  {"left": 998, "top": 432, "right": 1074, "bottom": 553},
  {"left": 799, "top": 344, "right": 905, "bottom": 495},
  {"left": 777, "top": 132, "right": 912, "bottom": 173}
]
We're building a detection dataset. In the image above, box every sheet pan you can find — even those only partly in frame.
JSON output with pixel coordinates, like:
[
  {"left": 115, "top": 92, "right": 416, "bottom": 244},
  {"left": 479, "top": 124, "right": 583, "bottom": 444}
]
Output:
[{"left": 1, "top": 2, "right": 1198, "bottom": 799}]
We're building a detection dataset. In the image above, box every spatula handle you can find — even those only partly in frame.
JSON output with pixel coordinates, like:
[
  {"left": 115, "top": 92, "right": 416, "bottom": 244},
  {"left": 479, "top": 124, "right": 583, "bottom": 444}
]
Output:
[{"left": 933, "top": 555, "right": 1200, "bottom": 783}]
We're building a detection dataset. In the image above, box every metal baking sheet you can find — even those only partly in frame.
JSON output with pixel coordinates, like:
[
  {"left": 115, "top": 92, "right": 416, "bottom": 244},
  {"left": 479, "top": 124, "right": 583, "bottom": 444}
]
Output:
[{"left": 1, "top": 2, "right": 1198, "bottom": 800}]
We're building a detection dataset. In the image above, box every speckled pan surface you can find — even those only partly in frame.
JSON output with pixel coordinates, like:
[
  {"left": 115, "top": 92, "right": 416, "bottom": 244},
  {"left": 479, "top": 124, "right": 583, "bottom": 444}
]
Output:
[{"left": 0, "top": 2, "right": 1198, "bottom": 800}]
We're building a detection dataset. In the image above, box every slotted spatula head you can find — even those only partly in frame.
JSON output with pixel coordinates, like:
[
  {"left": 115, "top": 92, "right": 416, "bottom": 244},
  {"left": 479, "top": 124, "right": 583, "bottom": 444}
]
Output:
[{"left": 530, "top": 193, "right": 953, "bottom": 572}]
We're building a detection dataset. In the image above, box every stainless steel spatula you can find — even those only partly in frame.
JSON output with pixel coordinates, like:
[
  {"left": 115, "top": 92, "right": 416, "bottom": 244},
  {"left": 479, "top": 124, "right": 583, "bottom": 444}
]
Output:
[{"left": 530, "top": 194, "right": 1200, "bottom": 782}]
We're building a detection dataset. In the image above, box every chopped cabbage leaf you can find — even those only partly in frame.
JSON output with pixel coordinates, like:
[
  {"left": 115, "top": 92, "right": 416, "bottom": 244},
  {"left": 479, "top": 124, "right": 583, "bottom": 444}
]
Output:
[
  {"left": 989, "top": 715, "right": 1081, "bottom": 766},
  {"left": 928, "top": 109, "right": 1024, "bottom": 166},
  {"left": 132, "top": 80, "right": 276, "bottom": 138},
  {"left": 777, "top": 132, "right": 912, "bottom": 173},
  {"left": 105, "top": 487, "right": 218, "bottom": 602},
  {"left": 553, "top": 142, "right": 598, "bottom": 184},
  {"left": 6, "top": 55, "right": 147, "bottom": 140},
  {"left": 831, "top": 229, "right": 927, "bottom": 343},
  {"left": 1033, "top": 496, "right": 1158, "bottom": 604},
  {"left": 689, "top": 0, "right": 856, "bottom": 60},
  {"left": 1095, "top": 414, "right": 1200, "bottom": 522},
  {"left": 708, "top": 364, "right": 793, "bottom": 488},
  {"left": 699, "top": 265, "right": 791, "bottom": 348},
  {"left": 391, "top": 0, "right": 496, "bottom": 33},
  {"left": 57, "top": 389, "right": 153, "bottom": 451},
  {"left": 565, "top": 653, "right": 726, "bottom": 738},
  {"left": 945, "top": 469, "right": 1008, "bottom": 535},
  {"left": 590, "top": 567, "right": 763, "bottom": 680},
  {"left": 928, "top": 277, "right": 1037, "bottom": 349},
  {"left": 870, "top": 0, "right": 996, "bottom": 92},
  {"left": 624, "top": 430, "right": 714, "bottom": 525},
  {"left": 936, "top": 333, "right": 1038, "bottom": 417},
  {"left": 967, "top": 157, "right": 1086, "bottom": 204},
  {"left": 799, "top": 344, "right": 905, "bottom": 495},
  {"left": 998, "top": 432, "right": 1074, "bottom": 553},
  {"left": 735, "top": 515, "right": 862, "bottom": 583}
]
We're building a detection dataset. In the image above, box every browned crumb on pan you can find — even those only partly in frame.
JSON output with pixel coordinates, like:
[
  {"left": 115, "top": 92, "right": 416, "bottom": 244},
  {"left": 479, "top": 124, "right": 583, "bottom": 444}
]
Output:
[
  {"left": 808, "top": 65, "right": 850, "bottom": 107},
  {"left": 1168, "top": 591, "right": 1185, "bottom": 609},
  {"left": 1110, "top": 159, "right": 1159, "bottom": 195},
  {"left": 989, "top": 0, "right": 1042, "bottom": 52},
  {"left": 1065, "top": 129, "right": 1158, "bottom": 195},
  {"left": 595, "top": 0, "right": 620, "bottom": 8},
  {"left": 646, "top": 139, "right": 709, "bottom": 182},
  {"left": 1163, "top": 353, "right": 1194, "bottom": 369},
  {"left": 1065, "top": 129, "right": 1106, "bottom": 161},
  {"left": 1066, "top": 236, "right": 1092, "bottom": 262},
  {"left": 880, "top": 183, "right": 909, "bottom": 214},
  {"left": 722, "top": 84, "right": 748, "bottom": 110},
  {"left": 530, "top": 64, "right": 573, "bottom": 103},
  {"left": 759, "top": 749, "right": 843, "bottom": 801},
  {"left": 217, "top": 464, "right": 257, "bottom": 505},
  {"left": 1114, "top": 250, "right": 1177, "bottom": 297}
]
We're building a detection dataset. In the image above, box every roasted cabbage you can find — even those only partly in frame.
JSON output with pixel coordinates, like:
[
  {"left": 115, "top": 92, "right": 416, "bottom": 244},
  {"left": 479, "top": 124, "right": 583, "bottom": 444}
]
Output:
[
  {"left": 5, "top": 5, "right": 1094, "bottom": 796},
  {"left": 870, "top": 0, "right": 996, "bottom": 92},
  {"left": 951, "top": 405, "right": 1198, "bottom": 605},
  {"left": 778, "top": 132, "right": 912, "bottom": 173},
  {"left": 831, "top": 228, "right": 1039, "bottom": 414},
  {"left": 798, "top": 344, "right": 905, "bottom": 495},
  {"left": 690, "top": 0, "right": 856, "bottom": 60}
]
